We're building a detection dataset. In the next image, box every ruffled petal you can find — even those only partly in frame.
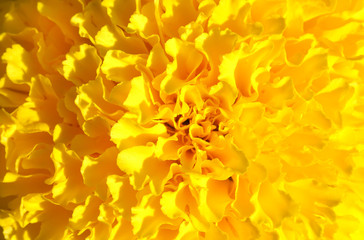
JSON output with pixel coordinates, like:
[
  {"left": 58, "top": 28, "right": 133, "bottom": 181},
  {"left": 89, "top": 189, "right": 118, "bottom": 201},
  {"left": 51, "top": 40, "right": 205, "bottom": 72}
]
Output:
[{"left": 60, "top": 44, "right": 101, "bottom": 86}]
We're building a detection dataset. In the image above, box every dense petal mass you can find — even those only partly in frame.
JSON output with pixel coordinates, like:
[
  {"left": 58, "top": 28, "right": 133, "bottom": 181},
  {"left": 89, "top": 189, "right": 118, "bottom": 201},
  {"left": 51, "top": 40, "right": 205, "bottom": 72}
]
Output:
[{"left": 1, "top": 0, "right": 364, "bottom": 239}]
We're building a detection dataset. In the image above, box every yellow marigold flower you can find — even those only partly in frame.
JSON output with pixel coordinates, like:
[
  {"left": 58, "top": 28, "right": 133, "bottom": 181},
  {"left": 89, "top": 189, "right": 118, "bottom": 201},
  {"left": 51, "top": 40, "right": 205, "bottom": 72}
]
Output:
[{"left": 1, "top": 0, "right": 364, "bottom": 239}]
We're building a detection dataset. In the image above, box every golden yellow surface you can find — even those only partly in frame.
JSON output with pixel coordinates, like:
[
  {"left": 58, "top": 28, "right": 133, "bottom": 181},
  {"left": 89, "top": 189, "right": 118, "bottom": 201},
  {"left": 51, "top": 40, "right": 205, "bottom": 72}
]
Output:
[{"left": 1, "top": 0, "right": 364, "bottom": 239}]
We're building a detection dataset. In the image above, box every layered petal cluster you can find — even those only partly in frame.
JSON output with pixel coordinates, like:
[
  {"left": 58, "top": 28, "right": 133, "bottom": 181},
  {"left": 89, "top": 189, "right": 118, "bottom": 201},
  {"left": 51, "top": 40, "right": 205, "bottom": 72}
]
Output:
[{"left": 1, "top": 0, "right": 364, "bottom": 239}]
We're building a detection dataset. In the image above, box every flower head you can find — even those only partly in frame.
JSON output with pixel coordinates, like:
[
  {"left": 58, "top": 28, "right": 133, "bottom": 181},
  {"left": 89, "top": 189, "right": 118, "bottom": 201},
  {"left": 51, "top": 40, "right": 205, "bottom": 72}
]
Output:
[{"left": 1, "top": 0, "right": 364, "bottom": 239}]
